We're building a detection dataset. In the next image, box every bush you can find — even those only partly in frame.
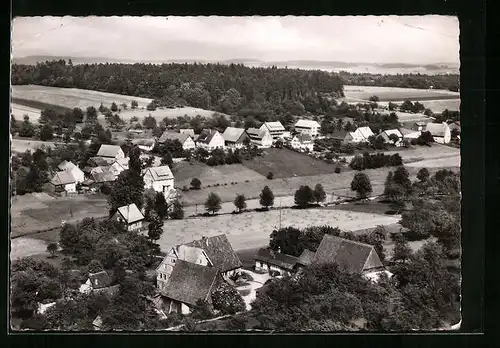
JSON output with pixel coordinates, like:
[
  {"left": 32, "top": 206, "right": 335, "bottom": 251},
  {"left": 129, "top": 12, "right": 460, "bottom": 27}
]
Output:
[
  {"left": 349, "top": 152, "right": 403, "bottom": 170},
  {"left": 334, "top": 167, "right": 341, "bottom": 174},
  {"left": 267, "top": 172, "right": 274, "bottom": 180},
  {"left": 211, "top": 281, "right": 246, "bottom": 315},
  {"left": 190, "top": 178, "right": 201, "bottom": 190}
]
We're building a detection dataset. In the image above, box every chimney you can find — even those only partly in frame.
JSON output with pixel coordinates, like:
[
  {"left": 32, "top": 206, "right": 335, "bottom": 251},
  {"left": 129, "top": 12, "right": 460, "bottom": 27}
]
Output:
[{"left": 277, "top": 246, "right": 281, "bottom": 254}]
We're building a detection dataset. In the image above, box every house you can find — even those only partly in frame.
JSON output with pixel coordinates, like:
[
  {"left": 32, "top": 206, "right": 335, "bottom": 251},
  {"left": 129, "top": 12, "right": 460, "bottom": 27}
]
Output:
[
  {"left": 89, "top": 156, "right": 115, "bottom": 167},
  {"left": 399, "top": 128, "right": 421, "bottom": 140},
  {"left": 411, "top": 122, "right": 427, "bottom": 132},
  {"left": 448, "top": 121, "right": 461, "bottom": 134},
  {"left": 110, "top": 158, "right": 129, "bottom": 176},
  {"left": 329, "top": 130, "right": 354, "bottom": 145},
  {"left": 294, "top": 119, "right": 321, "bottom": 137},
  {"left": 349, "top": 126, "right": 374, "bottom": 143},
  {"left": 156, "top": 234, "right": 242, "bottom": 290},
  {"left": 143, "top": 166, "right": 175, "bottom": 198},
  {"left": 90, "top": 165, "right": 112, "bottom": 176},
  {"left": 50, "top": 171, "right": 77, "bottom": 194},
  {"left": 424, "top": 122, "right": 452, "bottom": 144},
  {"left": 260, "top": 121, "right": 286, "bottom": 140},
  {"left": 112, "top": 203, "right": 145, "bottom": 232},
  {"left": 179, "top": 129, "right": 195, "bottom": 137},
  {"left": 312, "top": 235, "right": 388, "bottom": 280},
  {"left": 291, "top": 133, "right": 314, "bottom": 152},
  {"left": 132, "top": 138, "right": 156, "bottom": 152},
  {"left": 221, "top": 127, "right": 250, "bottom": 148},
  {"left": 79, "top": 270, "right": 113, "bottom": 294},
  {"left": 57, "top": 161, "right": 85, "bottom": 183},
  {"left": 254, "top": 248, "right": 299, "bottom": 277},
  {"left": 159, "top": 260, "right": 220, "bottom": 315},
  {"left": 296, "top": 249, "right": 315, "bottom": 268},
  {"left": 378, "top": 129, "right": 404, "bottom": 147},
  {"left": 246, "top": 128, "right": 273, "bottom": 148},
  {"left": 195, "top": 129, "right": 225, "bottom": 151},
  {"left": 91, "top": 170, "right": 116, "bottom": 183},
  {"left": 96, "top": 144, "right": 125, "bottom": 160},
  {"left": 158, "top": 131, "right": 196, "bottom": 151}
]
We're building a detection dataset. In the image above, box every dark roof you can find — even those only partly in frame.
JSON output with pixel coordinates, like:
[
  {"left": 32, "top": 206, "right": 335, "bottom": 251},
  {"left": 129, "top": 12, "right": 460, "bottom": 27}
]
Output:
[
  {"left": 88, "top": 271, "right": 112, "bottom": 289},
  {"left": 196, "top": 129, "right": 218, "bottom": 144},
  {"left": 312, "top": 235, "right": 383, "bottom": 274},
  {"left": 294, "top": 133, "right": 313, "bottom": 143},
  {"left": 185, "top": 234, "right": 242, "bottom": 272},
  {"left": 161, "top": 260, "right": 219, "bottom": 306},
  {"left": 297, "top": 249, "right": 315, "bottom": 266},
  {"left": 50, "top": 171, "right": 76, "bottom": 186},
  {"left": 90, "top": 157, "right": 114, "bottom": 167},
  {"left": 222, "top": 127, "right": 247, "bottom": 143},
  {"left": 330, "top": 130, "right": 349, "bottom": 140},
  {"left": 92, "top": 171, "right": 116, "bottom": 183},
  {"left": 254, "top": 248, "right": 299, "bottom": 271},
  {"left": 158, "top": 131, "right": 191, "bottom": 144},
  {"left": 93, "top": 284, "right": 120, "bottom": 297}
]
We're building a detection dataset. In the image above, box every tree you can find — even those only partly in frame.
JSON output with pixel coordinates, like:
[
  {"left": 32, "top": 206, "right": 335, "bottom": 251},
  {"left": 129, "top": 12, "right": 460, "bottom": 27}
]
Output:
[
  {"left": 154, "top": 192, "right": 169, "bottom": 220},
  {"left": 267, "top": 172, "right": 274, "bottom": 180},
  {"left": 88, "top": 259, "right": 105, "bottom": 273},
  {"left": 46, "top": 243, "right": 58, "bottom": 258},
  {"left": 59, "top": 223, "right": 80, "bottom": 253},
  {"left": 40, "top": 124, "right": 54, "bottom": 141},
  {"left": 392, "top": 237, "right": 413, "bottom": 263},
  {"left": 418, "top": 131, "right": 434, "bottom": 145},
  {"left": 234, "top": 194, "right": 247, "bottom": 213},
  {"left": 388, "top": 133, "right": 400, "bottom": 145},
  {"left": 392, "top": 166, "right": 412, "bottom": 194},
  {"left": 170, "top": 200, "right": 184, "bottom": 220},
  {"left": 294, "top": 185, "right": 314, "bottom": 209},
  {"left": 205, "top": 192, "right": 222, "bottom": 215},
  {"left": 313, "top": 183, "right": 326, "bottom": 204},
  {"left": 417, "top": 168, "right": 430, "bottom": 182},
  {"left": 18, "top": 115, "right": 35, "bottom": 138},
  {"left": 161, "top": 151, "right": 173, "bottom": 166},
  {"left": 190, "top": 178, "right": 202, "bottom": 190},
  {"left": 350, "top": 173, "right": 372, "bottom": 200},
  {"left": 369, "top": 95, "right": 379, "bottom": 102},
  {"left": 143, "top": 115, "right": 157, "bottom": 129},
  {"left": 111, "top": 102, "right": 118, "bottom": 112},
  {"left": 259, "top": 186, "right": 275, "bottom": 210},
  {"left": 108, "top": 170, "right": 145, "bottom": 215},
  {"left": 147, "top": 212, "right": 164, "bottom": 242},
  {"left": 131, "top": 100, "right": 138, "bottom": 109},
  {"left": 86, "top": 106, "right": 98, "bottom": 123},
  {"left": 146, "top": 101, "right": 157, "bottom": 111},
  {"left": 72, "top": 108, "right": 84, "bottom": 123}
]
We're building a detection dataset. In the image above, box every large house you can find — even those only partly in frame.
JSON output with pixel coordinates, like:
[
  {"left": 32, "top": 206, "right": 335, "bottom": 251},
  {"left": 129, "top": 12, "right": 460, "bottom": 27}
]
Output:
[
  {"left": 260, "top": 121, "right": 286, "bottom": 140},
  {"left": 156, "top": 234, "right": 242, "bottom": 291},
  {"left": 179, "top": 129, "right": 195, "bottom": 138},
  {"left": 349, "top": 127, "right": 375, "bottom": 143},
  {"left": 112, "top": 203, "right": 145, "bottom": 232},
  {"left": 378, "top": 129, "right": 404, "bottom": 147},
  {"left": 143, "top": 166, "right": 175, "bottom": 198},
  {"left": 110, "top": 158, "right": 129, "bottom": 177},
  {"left": 291, "top": 133, "right": 314, "bottom": 152},
  {"left": 195, "top": 129, "right": 225, "bottom": 151},
  {"left": 424, "top": 122, "right": 452, "bottom": 144},
  {"left": 254, "top": 248, "right": 299, "bottom": 277},
  {"left": 246, "top": 128, "right": 273, "bottom": 148},
  {"left": 158, "top": 131, "right": 196, "bottom": 151},
  {"left": 294, "top": 119, "right": 321, "bottom": 137},
  {"left": 221, "top": 127, "right": 250, "bottom": 148},
  {"left": 329, "top": 130, "right": 354, "bottom": 145},
  {"left": 96, "top": 144, "right": 125, "bottom": 160},
  {"left": 49, "top": 171, "right": 77, "bottom": 194},
  {"left": 57, "top": 161, "right": 85, "bottom": 183}
]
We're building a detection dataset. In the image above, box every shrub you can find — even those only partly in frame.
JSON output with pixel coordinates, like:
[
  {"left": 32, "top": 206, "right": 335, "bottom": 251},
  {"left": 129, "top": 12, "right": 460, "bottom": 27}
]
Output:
[
  {"left": 334, "top": 167, "right": 341, "bottom": 174},
  {"left": 211, "top": 281, "right": 246, "bottom": 315},
  {"left": 267, "top": 172, "right": 274, "bottom": 180},
  {"left": 190, "top": 178, "right": 201, "bottom": 190}
]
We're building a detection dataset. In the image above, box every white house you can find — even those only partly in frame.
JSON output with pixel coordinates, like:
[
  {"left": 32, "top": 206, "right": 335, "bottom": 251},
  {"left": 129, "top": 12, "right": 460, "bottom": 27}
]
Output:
[
  {"left": 112, "top": 203, "right": 145, "bottom": 232},
  {"left": 246, "top": 128, "right": 273, "bottom": 148},
  {"left": 399, "top": 128, "right": 421, "bottom": 140},
  {"left": 143, "top": 166, "right": 175, "bottom": 198},
  {"left": 260, "top": 121, "right": 286, "bottom": 140},
  {"left": 424, "top": 122, "right": 452, "bottom": 144},
  {"left": 294, "top": 119, "right": 321, "bottom": 137},
  {"left": 195, "top": 129, "right": 225, "bottom": 151},
  {"left": 350, "top": 126, "right": 375, "bottom": 143},
  {"left": 221, "top": 127, "right": 250, "bottom": 149},
  {"left": 57, "top": 161, "right": 85, "bottom": 183},
  {"left": 379, "top": 129, "right": 404, "bottom": 147},
  {"left": 291, "top": 133, "right": 314, "bottom": 152},
  {"left": 110, "top": 158, "right": 129, "bottom": 176},
  {"left": 254, "top": 248, "right": 299, "bottom": 277},
  {"left": 79, "top": 270, "right": 120, "bottom": 296},
  {"left": 132, "top": 138, "right": 156, "bottom": 152},
  {"left": 96, "top": 144, "right": 125, "bottom": 160},
  {"left": 158, "top": 131, "right": 196, "bottom": 151},
  {"left": 50, "top": 171, "right": 77, "bottom": 194}
]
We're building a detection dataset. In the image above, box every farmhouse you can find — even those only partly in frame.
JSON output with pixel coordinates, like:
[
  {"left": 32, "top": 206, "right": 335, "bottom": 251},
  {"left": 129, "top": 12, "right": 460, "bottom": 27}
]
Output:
[
  {"left": 399, "top": 128, "right": 421, "bottom": 140},
  {"left": 291, "top": 133, "right": 314, "bottom": 152},
  {"left": 260, "top": 121, "right": 286, "bottom": 140},
  {"left": 96, "top": 144, "right": 125, "bottom": 160},
  {"left": 143, "top": 165, "right": 175, "bottom": 198},
  {"left": 79, "top": 271, "right": 119, "bottom": 296},
  {"left": 110, "top": 158, "right": 129, "bottom": 176},
  {"left": 448, "top": 121, "right": 461, "bottom": 134},
  {"left": 195, "top": 129, "right": 225, "bottom": 151},
  {"left": 294, "top": 119, "right": 321, "bottom": 137},
  {"left": 329, "top": 130, "right": 354, "bottom": 145},
  {"left": 112, "top": 203, "right": 145, "bottom": 232},
  {"left": 254, "top": 248, "right": 299, "bottom": 277},
  {"left": 158, "top": 131, "right": 196, "bottom": 151},
  {"left": 424, "top": 122, "right": 452, "bottom": 144},
  {"left": 411, "top": 122, "right": 427, "bottom": 132},
  {"left": 57, "top": 160, "right": 84, "bottom": 183},
  {"left": 132, "top": 138, "right": 156, "bottom": 152},
  {"left": 378, "top": 129, "right": 404, "bottom": 147},
  {"left": 221, "top": 127, "right": 250, "bottom": 148},
  {"left": 89, "top": 156, "right": 115, "bottom": 167},
  {"left": 49, "top": 171, "right": 77, "bottom": 194},
  {"left": 246, "top": 128, "right": 273, "bottom": 148},
  {"left": 349, "top": 126, "right": 375, "bottom": 143}
]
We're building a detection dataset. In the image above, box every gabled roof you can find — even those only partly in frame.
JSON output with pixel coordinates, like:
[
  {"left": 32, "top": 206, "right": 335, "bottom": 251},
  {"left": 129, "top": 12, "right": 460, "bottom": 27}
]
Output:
[
  {"left": 297, "top": 249, "right": 315, "bottom": 266},
  {"left": 330, "top": 130, "right": 350, "bottom": 140},
  {"left": 222, "top": 127, "right": 247, "bottom": 143},
  {"left": 184, "top": 234, "right": 242, "bottom": 272},
  {"left": 312, "top": 235, "right": 383, "bottom": 274},
  {"left": 117, "top": 203, "right": 144, "bottom": 223},
  {"left": 57, "top": 160, "right": 78, "bottom": 171},
  {"left": 92, "top": 171, "right": 116, "bottom": 183},
  {"left": 97, "top": 144, "right": 123, "bottom": 158},
  {"left": 158, "top": 131, "right": 192, "bottom": 144},
  {"left": 179, "top": 129, "right": 195, "bottom": 137},
  {"left": 196, "top": 129, "right": 219, "bottom": 145},
  {"left": 51, "top": 171, "right": 76, "bottom": 186},
  {"left": 263, "top": 121, "right": 285, "bottom": 132},
  {"left": 399, "top": 128, "right": 420, "bottom": 136},
  {"left": 254, "top": 248, "right": 298, "bottom": 271},
  {"left": 174, "top": 245, "right": 206, "bottom": 264},
  {"left": 90, "top": 157, "right": 115, "bottom": 166},
  {"left": 93, "top": 284, "right": 120, "bottom": 297},
  {"left": 356, "top": 127, "right": 375, "bottom": 139},
  {"left": 293, "top": 133, "right": 313, "bottom": 143},
  {"left": 425, "top": 123, "right": 449, "bottom": 137},
  {"left": 113, "top": 158, "right": 129, "bottom": 170},
  {"left": 88, "top": 271, "right": 112, "bottom": 289},
  {"left": 160, "top": 260, "right": 219, "bottom": 306},
  {"left": 295, "top": 119, "right": 321, "bottom": 129},
  {"left": 381, "top": 129, "right": 403, "bottom": 139},
  {"left": 247, "top": 128, "right": 269, "bottom": 140},
  {"left": 132, "top": 138, "right": 156, "bottom": 146},
  {"left": 146, "top": 165, "right": 174, "bottom": 181}
]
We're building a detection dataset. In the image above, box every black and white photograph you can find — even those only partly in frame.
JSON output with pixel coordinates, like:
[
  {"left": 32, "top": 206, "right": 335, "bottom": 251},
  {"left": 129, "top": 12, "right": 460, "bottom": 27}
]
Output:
[{"left": 9, "top": 16, "right": 461, "bottom": 332}]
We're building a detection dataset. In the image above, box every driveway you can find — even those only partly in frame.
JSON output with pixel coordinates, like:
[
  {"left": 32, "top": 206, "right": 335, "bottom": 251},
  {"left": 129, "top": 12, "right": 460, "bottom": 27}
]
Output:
[{"left": 235, "top": 270, "right": 271, "bottom": 311}]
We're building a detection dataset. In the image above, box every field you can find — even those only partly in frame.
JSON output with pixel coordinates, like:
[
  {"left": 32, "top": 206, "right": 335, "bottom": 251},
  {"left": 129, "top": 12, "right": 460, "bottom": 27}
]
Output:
[
  {"left": 115, "top": 107, "right": 227, "bottom": 123},
  {"left": 11, "top": 102, "right": 42, "bottom": 122},
  {"left": 379, "top": 100, "right": 460, "bottom": 113},
  {"left": 11, "top": 138, "right": 60, "bottom": 153}
]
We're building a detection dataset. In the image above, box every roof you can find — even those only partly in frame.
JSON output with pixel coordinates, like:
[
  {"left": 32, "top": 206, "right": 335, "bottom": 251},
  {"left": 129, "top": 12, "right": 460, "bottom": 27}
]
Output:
[
  {"left": 222, "top": 127, "right": 246, "bottom": 143},
  {"left": 146, "top": 165, "right": 174, "bottom": 181},
  {"left": 330, "top": 130, "right": 349, "bottom": 140},
  {"left": 254, "top": 248, "right": 299, "bottom": 271},
  {"left": 297, "top": 249, "right": 315, "bottom": 266},
  {"left": 132, "top": 138, "right": 156, "bottom": 146},
  {"left": 415, "top": 121, "right": 427, "bottom": 126},
  {"left": 382, "top": 129, "right": 403, "bottom": 138},
  {"left": 51, "top": 171, "right": 76, "bottom": 186},
  {"left": 92, "top": 171, "right": 116, "bottom": 183},
  {"left": 263, "top": 121, "right": 285, "bottom": 131},
  {"left": 90, "top": 157, "right": 115, "bottom": 166},
  {"left": 174, "top": 245, "right": 206, "bottom": 264},
  {"left": 312, "top": 235, "right": 383, "bottom": 274},
  {"left": 93, "top": 284, "right": 120, "bottom": 297},
  {"left": 293, "top": 133, "right": 313, "bottom": 143},
  {"left": 57, "top": 160, "right": 77, "bottom": 171},
  {"left": 113, "top": 158, "right": 129, "bottom": 170},
  {"left": 97, "top": 144, "right": 123, "bottom": 158},
  {"left": 247, "top": 128, "right": 269, "bottom": 140},
  {"left": 185, "top": 234, "right": 242, "bottom": 272},
  {"left": 160, "top": 260, "right": 219, "bottom": 306},
  {"left": 179, "top": 129, "right": 195, "bottom": 137},
  {"left": 88, "top": 271, "right": 112, "bottom": 289},
  {"left": 196, "top": 129, "right": 218, "bottom": 144},
  {"left": 158, "top": 131, "right": 191, "bottom": 144},
  {"left": 425, "top": 123, "right": 449, "bottom": 137},
  {"left": 356, "top": 127, "right": 375, "bottom": 139},
  {"left": 117, "top": 203, "right": 144, "bottom": 223},
  {"left": 295, "top": 119, "right": 321, "bottom": 129},
  {"left": 399, "top": 128, "right": 420, "bottom": 136}
]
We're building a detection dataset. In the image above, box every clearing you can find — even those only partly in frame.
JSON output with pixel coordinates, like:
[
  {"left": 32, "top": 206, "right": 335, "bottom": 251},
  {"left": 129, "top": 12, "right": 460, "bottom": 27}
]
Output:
[
  {"left": 11, "top": 103, "right": 42, "bottom": 122},
  {"left": 11, "top": 138, "right": 60, "bottom": 154},
  {"left": 115, "top": 107, "right": 227, "bottom": 123},
  {"left": 343, "top": 85, "right": 459, "bottom": 102}
]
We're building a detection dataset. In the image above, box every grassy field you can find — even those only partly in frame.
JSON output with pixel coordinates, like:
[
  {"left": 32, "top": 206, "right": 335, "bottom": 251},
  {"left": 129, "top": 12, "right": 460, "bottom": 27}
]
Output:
[
  {"left": 343, "top": 85, "right": 460, "bottom": 102},
  {"left": 11, "top": 102, "right": 43, "bottom": 122},
  {"left": 379, "top": 99, "right": 460, "bottom": 113},
  {"left": 11, "top": 138, "right": 60, "bottom": 153},
  {"left": 115, "top": 107, "right": 227, "bottom": 123}
]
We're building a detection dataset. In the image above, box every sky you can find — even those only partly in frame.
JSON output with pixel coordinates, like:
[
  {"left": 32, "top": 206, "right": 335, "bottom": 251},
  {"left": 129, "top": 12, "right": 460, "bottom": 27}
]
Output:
[{"left": 11, "top": 16, "right": 459, "bottom": 65}]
